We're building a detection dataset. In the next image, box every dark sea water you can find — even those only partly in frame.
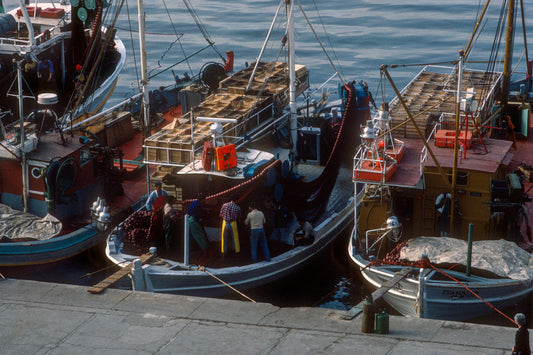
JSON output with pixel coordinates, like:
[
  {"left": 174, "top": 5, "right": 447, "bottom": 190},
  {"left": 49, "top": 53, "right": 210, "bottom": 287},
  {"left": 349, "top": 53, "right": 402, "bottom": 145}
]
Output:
[{"left": 3, "top": 0, "right": 532, "bottom": 326}]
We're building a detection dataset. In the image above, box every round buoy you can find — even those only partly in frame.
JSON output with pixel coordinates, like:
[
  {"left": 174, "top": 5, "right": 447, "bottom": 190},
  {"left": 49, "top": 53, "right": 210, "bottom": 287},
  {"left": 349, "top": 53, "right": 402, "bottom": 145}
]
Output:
[{"left": 37, "top": 93, "right": 58, "bottom": 105}]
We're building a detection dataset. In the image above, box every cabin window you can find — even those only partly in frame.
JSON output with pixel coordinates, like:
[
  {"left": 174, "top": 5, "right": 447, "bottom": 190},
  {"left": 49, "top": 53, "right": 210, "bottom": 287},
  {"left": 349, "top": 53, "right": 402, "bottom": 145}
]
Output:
[{"left": 448, "top": 171, "right": 468, "bottom": 186}]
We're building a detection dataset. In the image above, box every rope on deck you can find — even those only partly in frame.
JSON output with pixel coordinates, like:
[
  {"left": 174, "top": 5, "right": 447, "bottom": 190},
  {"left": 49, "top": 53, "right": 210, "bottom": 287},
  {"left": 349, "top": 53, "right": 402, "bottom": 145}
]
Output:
[
  {"left": 198, "top": 266, "right": 256, "bottom": 303},
  {"left": 428, "top": 263, "right": 519, "bottom": 327}
]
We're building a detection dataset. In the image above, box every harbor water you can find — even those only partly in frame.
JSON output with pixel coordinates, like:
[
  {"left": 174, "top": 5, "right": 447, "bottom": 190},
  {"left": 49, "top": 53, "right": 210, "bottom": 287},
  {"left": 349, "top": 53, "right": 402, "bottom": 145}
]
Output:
[{"left": 2, "top": 0, "right": 532, "bottom": 325}]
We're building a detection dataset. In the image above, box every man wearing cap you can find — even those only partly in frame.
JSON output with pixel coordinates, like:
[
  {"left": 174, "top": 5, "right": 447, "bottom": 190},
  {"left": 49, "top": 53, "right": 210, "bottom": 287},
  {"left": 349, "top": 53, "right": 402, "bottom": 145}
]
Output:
[
  {"left": 73, "top": 64, "right": 85, "bottom": 89},
  {"left": 513, "top": 313, "right": 531, "bottom": 355},
  {"left": 145, "top": 181, "right": 168, "bottom": 212}
]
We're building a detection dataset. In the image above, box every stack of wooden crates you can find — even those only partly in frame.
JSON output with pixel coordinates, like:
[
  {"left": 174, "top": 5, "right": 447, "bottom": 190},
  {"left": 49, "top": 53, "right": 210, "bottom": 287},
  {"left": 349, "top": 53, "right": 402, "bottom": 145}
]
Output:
[{"left": 144, "top": 61, "right": 308, "bottom": 166}]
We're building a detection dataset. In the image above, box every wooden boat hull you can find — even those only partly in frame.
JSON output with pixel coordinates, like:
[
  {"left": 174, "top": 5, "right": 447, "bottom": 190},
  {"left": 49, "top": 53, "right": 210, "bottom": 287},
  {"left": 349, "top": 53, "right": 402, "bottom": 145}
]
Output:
[
  {"left": 348, "top": 238, "right": 533, "bottom": 321},
  {"left": 107, "top": 193, "right": 354, "bottom": 296},
  {"left": 0, "top": 223, "right": 104, "bottom": 267}
]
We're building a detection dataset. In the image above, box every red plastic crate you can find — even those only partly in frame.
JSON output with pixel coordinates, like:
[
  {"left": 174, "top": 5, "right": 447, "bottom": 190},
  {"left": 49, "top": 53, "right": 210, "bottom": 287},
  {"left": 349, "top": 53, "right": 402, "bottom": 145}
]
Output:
[
  {"left": 40, "top": 8, "right": 65, "bottom": 19},
  {"left": 16, "top": 7, "right": 41, "bottom": 17}
]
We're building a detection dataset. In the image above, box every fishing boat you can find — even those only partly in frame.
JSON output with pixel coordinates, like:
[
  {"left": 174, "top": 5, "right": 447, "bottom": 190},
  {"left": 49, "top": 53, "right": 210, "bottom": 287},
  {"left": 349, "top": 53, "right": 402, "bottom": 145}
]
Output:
[
  {"left": 103, "top": 0, "right": 370, "bottom": 297},
  {"left": 0, "top": 1, "right": 126, "bottom": 123},
  {"left": 0, "top": 0, "right": 238, "bottom": 269},
  {"left": 0, "top": 0, "right": 130, "bottom": 267},
  {"left": 348, "top": 0, "right": 533, "bottom": 321}
]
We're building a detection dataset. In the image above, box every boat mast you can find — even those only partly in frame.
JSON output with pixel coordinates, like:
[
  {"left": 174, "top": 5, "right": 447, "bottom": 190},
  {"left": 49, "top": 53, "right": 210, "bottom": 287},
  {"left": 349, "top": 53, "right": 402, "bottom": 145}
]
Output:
[
  {"left": 138, "top": 0, "right": 151, "bottom": 193},
  {"left": 16, "top": 0, "right": 36, "bottom": 47},
  {"left": 17, "top": 61, "right": 29, "bottom": 212},
  {"left": 500, "top": 0, "right": 516, "bottom": 120},
  {"left": 287, "top": 0, "right": 298, "bottom": 157},
  {"left": 450, "top": 50, "right": 464, "bottom": 236}
]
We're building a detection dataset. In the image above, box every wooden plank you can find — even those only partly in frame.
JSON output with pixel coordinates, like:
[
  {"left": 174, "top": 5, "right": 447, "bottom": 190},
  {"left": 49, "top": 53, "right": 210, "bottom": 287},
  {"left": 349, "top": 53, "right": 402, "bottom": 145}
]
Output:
[
  {"left": 371, "top": 267, "right": 413, "bottom": 301},
  {"left": 342, "top": 267, "right": 413, "bottom": 320},
  {"left": 88, "top": 253, "right": 154, "bottom": 294}
]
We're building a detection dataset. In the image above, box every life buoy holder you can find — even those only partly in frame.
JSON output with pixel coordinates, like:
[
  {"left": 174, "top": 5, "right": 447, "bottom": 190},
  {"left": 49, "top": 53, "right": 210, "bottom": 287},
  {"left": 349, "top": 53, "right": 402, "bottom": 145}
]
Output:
[{"left": 202, "top": 141, "right": 214, "bottom": 171}]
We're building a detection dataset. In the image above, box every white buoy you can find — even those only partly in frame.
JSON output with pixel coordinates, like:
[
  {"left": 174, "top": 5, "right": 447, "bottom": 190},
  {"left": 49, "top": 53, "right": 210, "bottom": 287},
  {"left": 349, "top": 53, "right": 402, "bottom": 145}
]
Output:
[{"left": 37, "top": 93, "right": 58, "bottom": 105}]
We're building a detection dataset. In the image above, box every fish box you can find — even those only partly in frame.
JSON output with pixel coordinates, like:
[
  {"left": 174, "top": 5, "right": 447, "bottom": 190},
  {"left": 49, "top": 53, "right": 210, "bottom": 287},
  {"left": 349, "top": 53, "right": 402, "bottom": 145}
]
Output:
[
  {"left": 104, "top": 111, "right": 133, "bottom": 147},
  {"left": 40, "top": 8, "right": 65, "bottom": 18},
  {"left": 435, "top": 129, "right": 472, "bottom": 148},
  {"left": 17, "top": 7, "right": 41, "bottom": 17}
]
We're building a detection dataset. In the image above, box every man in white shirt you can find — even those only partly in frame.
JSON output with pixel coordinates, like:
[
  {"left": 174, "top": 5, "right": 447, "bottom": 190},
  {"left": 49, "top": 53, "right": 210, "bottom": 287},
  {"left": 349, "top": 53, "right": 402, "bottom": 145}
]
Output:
[{"left": 244, "top": 202, "right": 271, "bottom": 262}]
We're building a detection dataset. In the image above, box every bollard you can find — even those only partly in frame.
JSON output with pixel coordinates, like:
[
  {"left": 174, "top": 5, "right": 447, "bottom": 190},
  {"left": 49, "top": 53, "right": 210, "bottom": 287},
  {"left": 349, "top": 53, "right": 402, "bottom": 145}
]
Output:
[
  {"left": 361, "top": 296, "right": 377, "bottom": 333},
  {"left": 375, "top": 308, "right": 389, "bottom": 334}
]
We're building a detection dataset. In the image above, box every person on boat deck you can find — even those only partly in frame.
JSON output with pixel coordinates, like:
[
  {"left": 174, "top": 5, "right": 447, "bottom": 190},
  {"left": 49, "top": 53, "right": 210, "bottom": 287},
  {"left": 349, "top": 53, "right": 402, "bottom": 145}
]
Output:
[
  {"left": 163, "top": 195, "right": 178, "bottom": 252},
  {"left": 435, "top": 193, "right": 452, "bottom": 237},
  {"left": 187, "top": 194, "right": 210, "bottom": 255},
  {"left": 146, "top": 181, "right": 168, "bottom": 212},
  {"left": 293, "top": 219, "right": 315, "bottom": 246},
  {"left": 22, "top": 54, "right": 38, "bottom": 92},
  {"left": 37, "top": 59, "right": 55, "bottom": 92},
  {"left": 219, "top": 196, "right": 241, "bottom": 254},
  {"left": 512, "top": 313, "right": 531, "bottom": 355},
  {"left": 244, "top": 201, "right": 271, "bottom": 262},
  {"left": 73, "top": 64, "right": 85, "bottom": 89}
]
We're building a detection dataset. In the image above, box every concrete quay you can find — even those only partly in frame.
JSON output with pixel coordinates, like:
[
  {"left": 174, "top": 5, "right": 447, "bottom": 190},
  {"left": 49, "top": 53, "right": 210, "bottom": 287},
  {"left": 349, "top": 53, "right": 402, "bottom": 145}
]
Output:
[{"left": 0, "top": 278, "right": 525, "bottom": 354}]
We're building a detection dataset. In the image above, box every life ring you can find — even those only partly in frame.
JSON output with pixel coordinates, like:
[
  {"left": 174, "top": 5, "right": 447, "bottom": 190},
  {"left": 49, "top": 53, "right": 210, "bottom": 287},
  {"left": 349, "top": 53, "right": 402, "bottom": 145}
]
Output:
[
  {"left": 202, "top": 141, "right": 213, "bottom": 171},
  {"left": 435, "top": 193, "right": 451, "bottom": 214}
]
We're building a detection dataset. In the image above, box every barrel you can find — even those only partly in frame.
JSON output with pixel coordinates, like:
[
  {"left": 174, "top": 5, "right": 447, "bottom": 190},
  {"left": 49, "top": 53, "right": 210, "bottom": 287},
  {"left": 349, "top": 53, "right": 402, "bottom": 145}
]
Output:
[
  {"left": 361, "top": 296, "right": 376, "bottom": 333},
  {"left": 375, "top": 309, "right": 389, "bottom": 334},
  {"left": 0, "top": 14, "right": 16, "bottom": 35}
]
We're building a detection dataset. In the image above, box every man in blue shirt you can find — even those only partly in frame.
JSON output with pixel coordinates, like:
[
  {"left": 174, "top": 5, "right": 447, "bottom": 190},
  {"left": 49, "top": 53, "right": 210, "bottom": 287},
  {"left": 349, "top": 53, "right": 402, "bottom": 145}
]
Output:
[
  {"left": 37, "top": 59, "right": 55, "bottom": 92},
  {"left": 145, "top": 181, "right": 168, "bottom": 212}
]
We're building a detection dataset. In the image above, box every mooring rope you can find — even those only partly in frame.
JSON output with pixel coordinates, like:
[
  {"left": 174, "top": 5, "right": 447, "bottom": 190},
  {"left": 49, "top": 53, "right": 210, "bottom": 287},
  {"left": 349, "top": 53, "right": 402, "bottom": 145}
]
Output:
[
  {"left": 428, "top": 263, "right": 519, "bottom": 327},
  {"left": 198, "top": 266, "right": 256, "bottom": 303}
]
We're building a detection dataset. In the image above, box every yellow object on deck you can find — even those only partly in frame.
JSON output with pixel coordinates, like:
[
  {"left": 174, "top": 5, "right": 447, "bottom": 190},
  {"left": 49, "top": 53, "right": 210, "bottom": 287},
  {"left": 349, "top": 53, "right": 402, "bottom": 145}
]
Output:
[{"left": 221, "top": 220, "right": 240, "bottom": 253}]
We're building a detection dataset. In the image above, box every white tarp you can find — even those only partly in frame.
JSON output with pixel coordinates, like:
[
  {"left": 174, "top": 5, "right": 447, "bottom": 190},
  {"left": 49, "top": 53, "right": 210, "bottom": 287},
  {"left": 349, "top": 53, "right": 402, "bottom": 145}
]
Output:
[
  {"left": 400, "top": 236, "right": 533, "bottom": 280},
  {"left": 0, "top": 203, "right": 62, "bottom": 241}
]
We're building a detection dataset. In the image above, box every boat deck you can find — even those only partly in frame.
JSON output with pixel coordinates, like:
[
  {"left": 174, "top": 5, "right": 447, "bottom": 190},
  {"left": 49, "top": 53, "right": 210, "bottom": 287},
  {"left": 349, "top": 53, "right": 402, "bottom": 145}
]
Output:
[
  {"left": 389, "top": 67, "right": 501, "bottom": 139},
  {"left": 385, "top": 138, "right": 425, "bottom": 188},
  {"left": 422, "top": 137, "right": 513, "bottom": 173}
]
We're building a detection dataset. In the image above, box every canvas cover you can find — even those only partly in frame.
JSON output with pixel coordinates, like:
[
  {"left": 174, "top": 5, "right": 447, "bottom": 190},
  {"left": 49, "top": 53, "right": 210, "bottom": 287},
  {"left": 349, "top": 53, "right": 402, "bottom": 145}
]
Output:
[
  {"left": 0, "top": 203, "right": 62, "bottom": 241},
  {"left": 400, "top": 236, "right": 533, "bottom": 280}
]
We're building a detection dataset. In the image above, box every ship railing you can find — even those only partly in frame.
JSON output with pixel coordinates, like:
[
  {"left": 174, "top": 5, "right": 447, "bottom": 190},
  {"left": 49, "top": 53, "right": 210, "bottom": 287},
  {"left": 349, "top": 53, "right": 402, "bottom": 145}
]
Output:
[
  {"left": 143, "top": 101, "right": 278, "bottom": 168},
  {"left": 353, "top": 144, "right": 397, "bottom": 185},
  {"left": 419, "top": 113, "right": 446, "bottom": 175}
]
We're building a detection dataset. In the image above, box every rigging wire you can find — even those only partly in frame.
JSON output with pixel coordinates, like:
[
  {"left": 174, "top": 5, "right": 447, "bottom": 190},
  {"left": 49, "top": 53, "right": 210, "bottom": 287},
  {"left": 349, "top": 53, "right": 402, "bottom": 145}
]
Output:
[
  {"left": 148, "top": 0, "right": 188, "bottom": 78},
  {"left": 295, "top": 0, "right": 344, "bottom": 84},
  {"left": 125, "top": 0, "right": 141, "bottom": 91},
  {"left": 181, "top": 0, "right": 225, "bottom": 62},
  {"left": 310, "top": 0, "right": 345, "bottom": 82},
  {"left": 163, "top": 0, "right": 192, "bottom": 75}
]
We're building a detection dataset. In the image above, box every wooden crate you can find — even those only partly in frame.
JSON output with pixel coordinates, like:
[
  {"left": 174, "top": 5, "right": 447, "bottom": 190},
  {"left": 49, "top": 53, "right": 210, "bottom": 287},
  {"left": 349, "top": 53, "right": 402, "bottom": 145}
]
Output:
[{"left": 104, "top": 111, "right": 134, "bottom": 148}]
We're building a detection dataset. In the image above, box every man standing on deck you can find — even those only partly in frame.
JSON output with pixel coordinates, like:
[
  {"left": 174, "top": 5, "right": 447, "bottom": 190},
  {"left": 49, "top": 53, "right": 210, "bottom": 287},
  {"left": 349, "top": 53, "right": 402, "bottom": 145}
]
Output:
[
  {"left": 37, "top": 58, "right": 55, "bottom": 92},
  {"left": 146, "top": 181, "right": 168, "bottom": 212},
  {"left": 219, "top": 196, "right": 241, "bottom": 255},
  {"left": 244, "top": 201, "right": 270, "bottom": 262}
]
